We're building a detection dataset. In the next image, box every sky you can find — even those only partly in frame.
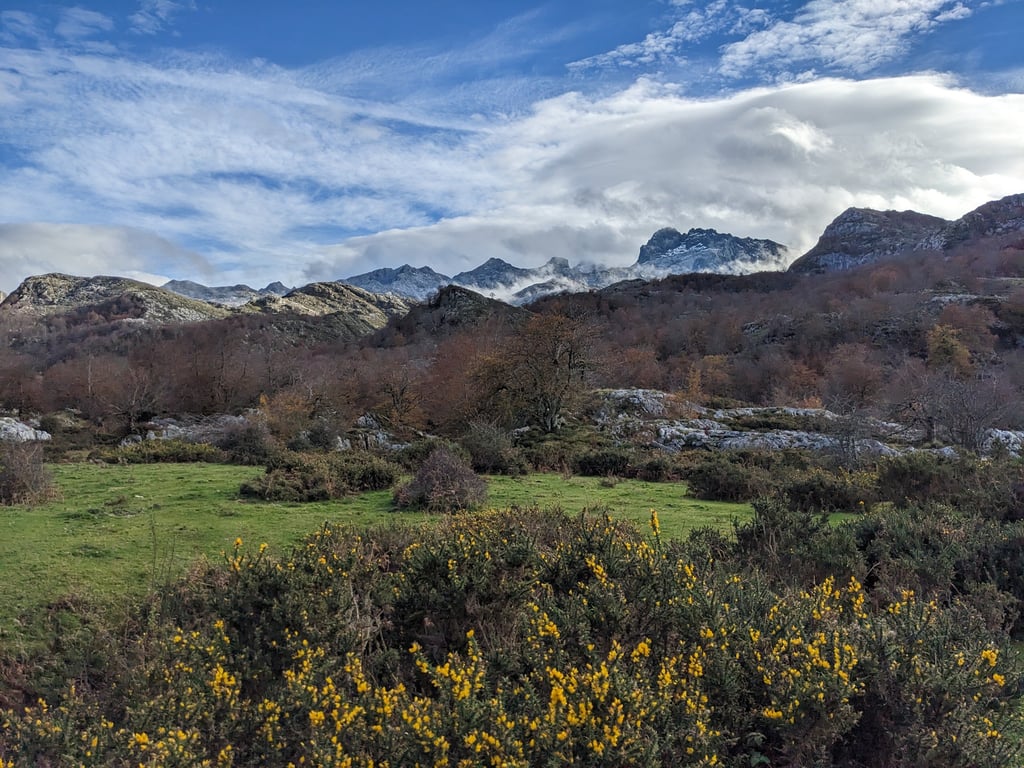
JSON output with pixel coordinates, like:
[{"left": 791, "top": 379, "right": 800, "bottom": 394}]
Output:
[{"left": 0, "top": 0, "right": 1022, "bottom": 293}]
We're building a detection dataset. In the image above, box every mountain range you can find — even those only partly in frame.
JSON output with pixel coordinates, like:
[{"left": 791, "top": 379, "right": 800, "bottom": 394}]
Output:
[
  {"left": 338, "top": 193, "right": 1024, "bottom": 300},
  {"left": 2, "top": 193, "right": 1022, "bottom": 329},
  {"left": 341, "top": 228, "right": 790, "bottom": 303}
]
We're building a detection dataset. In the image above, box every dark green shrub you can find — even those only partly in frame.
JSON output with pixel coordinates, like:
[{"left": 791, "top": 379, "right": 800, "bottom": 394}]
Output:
[
  {"left": 240, "top": 451, "right": 400, "bottom": 502},
  {"left": 780, "top": 467, "right": 874, "bottom": 513},
  {"left": 733, "top": 497, "right": 864, "bottom": 585},
  {"left": 89, "top": 439, "right": 225, "bottom": 464},
  {"left": 520, "top": 438, "right": 574, "bottom": 472},
  {"left": 393, "top": 447, "right": 487, "bottom": 513},
  {"left": 306, "top": 420, "right": 339, "bottom": 451},
  {"left": 218, "top": 422, "right": 276, "bottom": 465},
  {"left": 239, "top": 467, "right": 332, "bottom": 502},
  {"left": 516, "top": 424, "right": 615, "bottom": 472},
  {"left": 394, "top": 438, "right": 468, "bottom": 472},
  {"left": 333, "top": 452, "right": 401, "bottom": 492},
  {"left": 572, "top": 448, "right": 633, "bottom": 478},
  {"left": 631, "top": 454, "right": 677, "bottom": 482},
  {"left": 873, "top": 453, "right": 1024, "bottom": 518},
  {"left": 685, "top": 453, "right": 775, "bottom": 501},
  {"left": 875, "top": 452, "right": 963, "bottom": 506},
  {"left": 460, "top": 421, "right": 526, "bottom": 475}
]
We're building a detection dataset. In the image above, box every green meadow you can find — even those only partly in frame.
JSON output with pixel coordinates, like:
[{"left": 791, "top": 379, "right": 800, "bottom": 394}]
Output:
[{"left": 0, "top": 462, "right": 751, "bottom": 648}]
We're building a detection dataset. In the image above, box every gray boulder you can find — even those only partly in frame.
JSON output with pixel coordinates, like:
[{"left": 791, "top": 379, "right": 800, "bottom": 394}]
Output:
[{"left": 0, "top": 417, "right": 51, "bottom": 442}]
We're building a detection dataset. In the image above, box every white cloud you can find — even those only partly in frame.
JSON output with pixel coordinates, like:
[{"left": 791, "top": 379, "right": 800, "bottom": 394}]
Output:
[
  {"left": 570, "top": 1, "right": 762, "bottom": 72},
  {"left": 0, "top": 10, "right": 45, "bottom": 45},
  {"left": 55, "top": 8, "right": 114, "bottom": 40},
  {"left": 575, "top": 0, "right": 982, "bottom": 80},
  {"left": 720, "top": 0, "right": 977, "bottom": 77},
  {"left": 129, "top": 0, "right": 193, "bottom": 35},
  {"left": 0, "top": 223, "right": 208, "bottom": 292}
]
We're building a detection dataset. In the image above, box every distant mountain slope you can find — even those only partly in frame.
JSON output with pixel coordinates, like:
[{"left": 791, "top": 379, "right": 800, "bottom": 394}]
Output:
[
  {"left": 343, "top": 265, "right": 451, "bottom": 301},
  {"left": 0, "top": 274, "right": 412, "bottom": 345},
  {"left": 454, "top": 257, "right": 593, "bottom": 300},
  {"left": 931, "top": 193, "right": 1024, "bottom": 249},
  {"left": 635, "top": 228, "right": 789, "bottom": 277},
  {"left": 0, "top": 273, "right": 230, "bottom": 323},
  {"left": 788, "top": 209, "right": 949, "bottom": 273},
  {"left": 380, "top": 284, "right": 527, "bottom": 342},
  {"left": 789, "top": 193, "right": 1024, "bottom": 274},
  {"left": 244, "top": 282, "right": 412, "bottom": 338},
  {"left": 162, "top": 279, "right": 289, "bottom": 306}
]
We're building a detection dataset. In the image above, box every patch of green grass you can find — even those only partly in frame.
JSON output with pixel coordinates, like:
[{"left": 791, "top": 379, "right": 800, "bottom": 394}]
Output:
[
  {"left": 486, "top": 474, "right": 751, "bottom": 540},
  {"left": 0, "top": 463, "right": 408, "bottom": 648},
  {"left": 0, "top": 463, "right": 751, "bottom": 650}
]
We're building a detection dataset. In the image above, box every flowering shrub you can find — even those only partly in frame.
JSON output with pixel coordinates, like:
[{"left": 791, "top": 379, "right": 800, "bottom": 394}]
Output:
[{"left": 2, "top": 506, "right": 1022, "bottom": 767}]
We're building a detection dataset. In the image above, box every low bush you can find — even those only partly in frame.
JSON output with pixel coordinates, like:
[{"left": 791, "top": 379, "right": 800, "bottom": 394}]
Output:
[
  {"left": 460, "top": 420, "right": 526, "bottom": 475},
  {"left": 218, "top": 422, "right": 277, "bottom": 465},
  {"left": 779, "top": 466, "right": 874, "bottom": 513},
  {"left": 393, "top": 447, "right": 487, "bottom": 512},
  {"left": 874, "top": 452, "right": 964, "bottom": 507},
  {"left": 516, "top": 424, "right": 617, "bottom": 473},
  {"left": 89, "top": 439, "right": 226, "bottom": 464},
  {"left": 0, "top": 442, "right": 58, "bottom": 505},
  {"left": 572, "top": 447, "right": 634, "bottom": 478},
  {"left": 631, "top": 454, "right": 677, "bottom": 482},
  {"left": 685, "top": 453, "right": 775, "bottom": 502},
  {"left": 394, "top": 438, "right": 468, "bottom": 472},
  {"left": 240, "top": 451, "right": 401, "bottom": 502},
  {"left": 873, "top": 453, "right": 1024, "bottom": 518}
]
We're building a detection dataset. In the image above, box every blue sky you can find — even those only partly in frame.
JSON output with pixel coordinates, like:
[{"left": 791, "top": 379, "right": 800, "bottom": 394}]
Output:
[{"left": 0, "top": 0, "right": 1022, "bottom": 292}]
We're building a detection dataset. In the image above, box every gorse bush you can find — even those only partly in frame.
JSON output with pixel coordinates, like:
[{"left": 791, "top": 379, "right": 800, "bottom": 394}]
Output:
[{"left": 3, "top": 506, "right": 1022, "bottom": 767}]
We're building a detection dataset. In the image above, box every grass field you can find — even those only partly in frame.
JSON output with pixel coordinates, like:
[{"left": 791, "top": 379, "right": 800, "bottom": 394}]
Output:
[{"left": 0, "top": 463, "right": 751, "bottom": 648}]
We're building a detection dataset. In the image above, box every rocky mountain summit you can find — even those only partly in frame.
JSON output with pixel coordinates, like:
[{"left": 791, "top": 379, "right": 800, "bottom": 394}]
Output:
[
  {"left": 162, "top": 279, "right": 289, "bottom": 306},
  {"left": 931, "top": 193, "right": 1024, "bottom": 249},
  {"left": 789, "top": 193, "right": 1024, "bottom": 273},
  {"left": 5, "top": 193, "right": 1023, "bottom": 326},
  {"left": 0, "top": 273, "right": 230, "bottom": 323},
  {"left": 636, "top": 227, "right": 789, "bottom": 277},
  {"left": 788, "top": 209, "right": 948, "bottom": 273},
  {"left": 341, "top": 265, "right": 449, "bottom": 301}
]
